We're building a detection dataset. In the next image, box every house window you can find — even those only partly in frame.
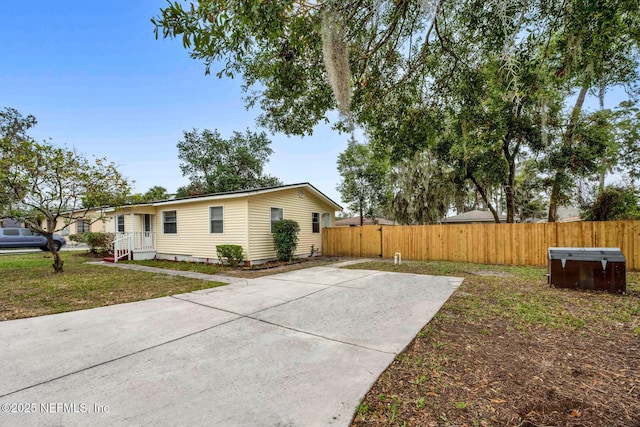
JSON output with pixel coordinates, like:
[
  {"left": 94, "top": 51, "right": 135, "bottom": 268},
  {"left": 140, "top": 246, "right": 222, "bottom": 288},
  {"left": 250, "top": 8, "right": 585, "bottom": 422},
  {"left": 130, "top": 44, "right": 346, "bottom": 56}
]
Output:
[
  {"left": 116, "top": 215, "right": 125, "bottom": 233},
  {"left": 270, "top": 207, "right": 283, "bottom": 233},
  {"left": 163, "top": 210, "right": 177, "bottom": 234},
  {"left": 312, "top": 212, "right": 320, "bottom": 233},
  {"left": 77, "top": 220, "right": 90, "bottom": 233},
  {"left": 210, "top": 206, "right": 223, "bottom": 234},
  {"left": 322, "top": 213, "right": 331, "bottom": 228}
]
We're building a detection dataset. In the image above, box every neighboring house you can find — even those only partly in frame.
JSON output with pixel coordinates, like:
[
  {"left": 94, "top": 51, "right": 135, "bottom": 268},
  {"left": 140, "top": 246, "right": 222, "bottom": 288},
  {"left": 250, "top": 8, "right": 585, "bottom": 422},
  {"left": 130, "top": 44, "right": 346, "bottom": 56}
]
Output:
[
  {"left": 442, "top": 209, "right": 507, "bottom": 224},
  {"left": 556, "top": 205, "right": 582, "bottom": 223},
  {"left": 46, "top": 208, "right": 111, "bottom": 239},
  {"left": 0, "top": 218, "right": 23, "bottom": 228},
  {"left": 335, "top": 216, "right": 396, "bottom": 227},
  {"left": 521, "top": 206, "right": 582, "bottom": 223},
  {"left": 63, "top": 183, "right": 341, "bottom": 265}
]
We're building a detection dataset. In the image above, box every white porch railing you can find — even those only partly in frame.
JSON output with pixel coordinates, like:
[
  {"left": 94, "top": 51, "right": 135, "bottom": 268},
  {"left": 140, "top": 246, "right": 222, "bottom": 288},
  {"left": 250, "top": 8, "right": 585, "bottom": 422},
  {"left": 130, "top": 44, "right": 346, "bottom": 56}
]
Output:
[{"left": 113, "top": 232, "right": 155, "bottom": 263}]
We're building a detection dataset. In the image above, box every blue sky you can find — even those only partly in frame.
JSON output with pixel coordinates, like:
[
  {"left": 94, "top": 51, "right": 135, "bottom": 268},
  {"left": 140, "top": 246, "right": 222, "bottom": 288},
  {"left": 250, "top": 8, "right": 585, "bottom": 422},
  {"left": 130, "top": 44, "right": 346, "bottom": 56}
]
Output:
[
  {"left": 2, "top": 2, "right": 633, "bottom": 213},
  {"left": 0, "top": 1, "right": 347, "bottom": 205}
]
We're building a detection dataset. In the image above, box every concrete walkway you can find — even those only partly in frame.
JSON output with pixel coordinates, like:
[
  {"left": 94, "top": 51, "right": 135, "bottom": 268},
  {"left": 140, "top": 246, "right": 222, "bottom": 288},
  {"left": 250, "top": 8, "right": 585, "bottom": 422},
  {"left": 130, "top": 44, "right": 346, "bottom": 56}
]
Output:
[{"left": 0, "top": 266, "right": 462, "bottom": 426}]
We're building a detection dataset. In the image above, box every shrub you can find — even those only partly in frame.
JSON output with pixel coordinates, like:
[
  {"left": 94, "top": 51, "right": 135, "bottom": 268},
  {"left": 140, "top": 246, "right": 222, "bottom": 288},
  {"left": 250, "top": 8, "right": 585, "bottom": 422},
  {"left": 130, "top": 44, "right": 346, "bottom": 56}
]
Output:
[
  {"left": 216, "top": 244, "right": 244, "bottom": 267},
  {"left": 272, "top": 219, "right": 300, "bottom": 262},
  {"left": 82, "top": 232, "right": 115, "bottom": 254},
  {"left": 68, "top": 233, "right": 85, "bottom": 243},
  {"left": 582, "top": 185, "right": 640, "bottom": 221}
]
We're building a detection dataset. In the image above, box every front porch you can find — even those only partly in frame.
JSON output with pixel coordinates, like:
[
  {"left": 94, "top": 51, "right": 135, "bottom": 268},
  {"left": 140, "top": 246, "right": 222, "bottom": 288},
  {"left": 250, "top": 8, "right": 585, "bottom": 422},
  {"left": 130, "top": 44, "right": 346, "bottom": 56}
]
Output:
[
  {"left": 106, "top": 231, "right": 156, "bottom": 263},
  {"left": 105, "top": 231, "right": 156, "bottom": 262},
  {"left": 105, "top": 209, "right": 157, "bottom": 262}
]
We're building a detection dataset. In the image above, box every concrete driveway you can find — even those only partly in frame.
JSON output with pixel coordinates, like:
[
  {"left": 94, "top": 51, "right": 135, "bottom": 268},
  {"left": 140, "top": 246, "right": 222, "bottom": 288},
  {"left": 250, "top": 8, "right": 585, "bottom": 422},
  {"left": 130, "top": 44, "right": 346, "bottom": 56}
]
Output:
[{"left": 0, "top": 266, "right": 461, "bottom": 426}]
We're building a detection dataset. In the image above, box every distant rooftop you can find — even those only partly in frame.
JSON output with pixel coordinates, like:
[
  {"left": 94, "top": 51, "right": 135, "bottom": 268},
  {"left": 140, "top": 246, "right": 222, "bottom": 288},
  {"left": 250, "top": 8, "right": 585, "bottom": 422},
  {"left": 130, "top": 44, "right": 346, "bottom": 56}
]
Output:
[
  {"left": 335, "top": 216, "right": 396, "bottom": 226},
  {"left": 442, "top": 210, "right": 506, "bottom": 224}
]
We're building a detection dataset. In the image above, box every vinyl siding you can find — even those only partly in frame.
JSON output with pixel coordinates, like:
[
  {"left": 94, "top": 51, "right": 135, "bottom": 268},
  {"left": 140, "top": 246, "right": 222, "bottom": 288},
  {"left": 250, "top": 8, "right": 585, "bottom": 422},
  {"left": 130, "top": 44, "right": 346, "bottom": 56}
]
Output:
[
  {"left": 247, "top": 188, "right": 336, "bottom": 261},
  {"left": 155, "top": 198, "right": 249, "bottom": 259},
  {"left": 47, "top": 209, "right": 108, "bottom": 236}
]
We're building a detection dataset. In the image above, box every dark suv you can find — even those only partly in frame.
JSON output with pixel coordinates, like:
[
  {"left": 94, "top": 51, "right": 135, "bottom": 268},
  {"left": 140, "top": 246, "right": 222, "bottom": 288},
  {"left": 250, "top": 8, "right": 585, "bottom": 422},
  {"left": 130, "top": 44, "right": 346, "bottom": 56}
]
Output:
[{"left": 0, "top": 227, "right": 67, "bottom": 251}]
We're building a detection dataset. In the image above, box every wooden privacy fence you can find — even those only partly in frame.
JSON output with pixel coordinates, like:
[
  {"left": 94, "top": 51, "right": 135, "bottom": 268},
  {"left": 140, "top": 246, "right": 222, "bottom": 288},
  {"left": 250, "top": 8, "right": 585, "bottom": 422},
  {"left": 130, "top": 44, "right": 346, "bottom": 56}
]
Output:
[{"left": 322, "top": 221, "right": 640, "bottom": 270}]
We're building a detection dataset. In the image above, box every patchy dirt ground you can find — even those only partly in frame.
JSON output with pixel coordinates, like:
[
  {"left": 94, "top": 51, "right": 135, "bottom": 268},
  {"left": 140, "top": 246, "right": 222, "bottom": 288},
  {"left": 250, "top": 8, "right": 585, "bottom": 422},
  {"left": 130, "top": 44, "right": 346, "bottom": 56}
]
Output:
[
  {"left": 347, "top": 261, "right": 639, "bottom": 427},
  {"left": 220, "top": 256, "right": 341, "bottom": 279}
]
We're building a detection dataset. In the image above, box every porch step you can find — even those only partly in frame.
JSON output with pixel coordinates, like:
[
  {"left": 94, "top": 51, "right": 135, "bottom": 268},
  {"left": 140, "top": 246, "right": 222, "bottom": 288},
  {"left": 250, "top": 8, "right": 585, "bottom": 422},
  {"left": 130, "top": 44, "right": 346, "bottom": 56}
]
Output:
[{"left": 103, "top": 252, "right": 131, "bottom": 263}]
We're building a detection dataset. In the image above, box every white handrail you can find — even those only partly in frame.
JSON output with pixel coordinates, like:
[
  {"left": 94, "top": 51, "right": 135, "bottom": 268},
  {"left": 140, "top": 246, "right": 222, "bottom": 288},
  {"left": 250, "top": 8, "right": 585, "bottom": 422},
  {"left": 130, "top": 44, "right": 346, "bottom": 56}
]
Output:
[
  {"left": 112, "top": 232, "right": 155, "bottom": 262},
  {"left": 113, "top": 233, "right": 132, "bottom": 263}
]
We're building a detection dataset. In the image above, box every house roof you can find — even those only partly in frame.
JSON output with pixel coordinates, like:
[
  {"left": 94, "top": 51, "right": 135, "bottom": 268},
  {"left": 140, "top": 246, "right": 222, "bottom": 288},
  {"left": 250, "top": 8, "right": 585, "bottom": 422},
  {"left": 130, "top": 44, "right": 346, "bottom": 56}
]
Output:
[
  {"left": 111, "top": 183, "right": 342, "bottom": 211},
  {"left": 442, "top": 209, "right": 506, "bottom": 223},
  {"left": 335, "top": 216, "right": 396, "bottom": 226}
]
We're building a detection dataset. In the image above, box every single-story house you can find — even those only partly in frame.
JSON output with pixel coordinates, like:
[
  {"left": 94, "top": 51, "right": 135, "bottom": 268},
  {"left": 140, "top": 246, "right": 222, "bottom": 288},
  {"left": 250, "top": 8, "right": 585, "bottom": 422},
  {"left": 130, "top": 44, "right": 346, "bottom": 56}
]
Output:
[
  {"left": 442, "top": 209, "right": 507, "bottom": 224},
  {"left": 58, "top": 183, "right": 342, "bottom": 265},
  {"left": 335, "top": 216, "right": 396, "bottom": 226}
]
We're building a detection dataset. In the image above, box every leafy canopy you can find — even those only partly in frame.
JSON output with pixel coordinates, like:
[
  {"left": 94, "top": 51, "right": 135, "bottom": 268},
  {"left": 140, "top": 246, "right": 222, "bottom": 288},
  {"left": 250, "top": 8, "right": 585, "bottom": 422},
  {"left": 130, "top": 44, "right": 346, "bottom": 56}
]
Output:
[
  {"left": 0, "top": 107, "right": 131, "bottom": 272},
  {"left": 176, "top": 128, "right": 282, "bottom": 196},
  {"left": 336, "top": 140, "right": 390, "bottom": 222}
]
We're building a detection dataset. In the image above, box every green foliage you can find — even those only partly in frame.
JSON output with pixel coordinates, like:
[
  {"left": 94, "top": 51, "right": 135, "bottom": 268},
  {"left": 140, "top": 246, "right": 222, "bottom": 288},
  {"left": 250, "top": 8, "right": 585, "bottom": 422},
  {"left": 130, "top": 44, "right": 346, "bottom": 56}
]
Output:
[
  {"left": 272, "top": 219, "right": 300, "bottom": 262},
  {"left": 68, "top": 234, "right": 82, "bottom": 243},
  {"left": 128, "top": 186, "right": 171, "bottom": 203},
  {"left": 0, "top": 107, "right": 131, "bottom": 272},
  {"left": 336, "top": 139, "right": 390, "bottom": 221},
  {"left": 582, "top": 185, "right": 640, "bottom": 221},
  {"left": 389, "top": 150, "right": 455, "bottom": 224},
  {"left": 216, "top": 244, "right": 244, "bottom": 267},
  {"left": 153, "top": 0, "right": 640, "bottom": 223},
  {"left": 176, "top": 128, "right": 282, "bottom": 196},
  {"left": 80, "top": 232, "right": 115, "bottom": 254}
]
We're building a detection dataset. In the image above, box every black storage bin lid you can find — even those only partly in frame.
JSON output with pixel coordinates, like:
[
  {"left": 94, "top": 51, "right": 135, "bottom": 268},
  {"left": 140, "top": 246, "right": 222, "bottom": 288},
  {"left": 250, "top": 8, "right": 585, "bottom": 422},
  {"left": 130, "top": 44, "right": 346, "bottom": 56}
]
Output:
[{"left": 548, "top": 247, "right": 626, "bottom": 263}]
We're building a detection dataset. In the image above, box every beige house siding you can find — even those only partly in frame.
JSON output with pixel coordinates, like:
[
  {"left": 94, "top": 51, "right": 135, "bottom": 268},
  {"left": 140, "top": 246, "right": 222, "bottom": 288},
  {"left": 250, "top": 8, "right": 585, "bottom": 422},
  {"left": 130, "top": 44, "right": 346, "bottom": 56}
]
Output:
[
  {"left": 47, "top": 209, "right": 109, "bottom": 237},
  {"left": 155, "top": 198, "right": 249, "bottom": 259},
  {"left": 247, "top": 188, "right": 336, "bottom": 261},
  {"left": 56, "top": 185, "right": 340, "bottom": 263}
]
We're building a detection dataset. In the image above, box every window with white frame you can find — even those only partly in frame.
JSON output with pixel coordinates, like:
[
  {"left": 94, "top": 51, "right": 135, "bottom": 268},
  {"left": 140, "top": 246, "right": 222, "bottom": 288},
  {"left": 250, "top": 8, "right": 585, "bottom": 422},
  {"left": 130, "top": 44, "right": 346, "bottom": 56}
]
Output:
[
  {"left": 312, "top": 212, "right": 320, "bottom": 233},
  {"left": 209, "top": 206, "right": 223, "bottom": 234},
  {"left": 270, "top": 207, "right": 283, "bottom": 233},
  {"left": 163, "top": 210, "right": 177, "bottom": 234},
  {"left": 77, "top": 219, "right": 90, "bottom": 233},
  {"left": 322, "top": 213, "right": 331, "bottom": 228},
  {"left": 116, "top": 215, "right": 125, "bottom": 233}
]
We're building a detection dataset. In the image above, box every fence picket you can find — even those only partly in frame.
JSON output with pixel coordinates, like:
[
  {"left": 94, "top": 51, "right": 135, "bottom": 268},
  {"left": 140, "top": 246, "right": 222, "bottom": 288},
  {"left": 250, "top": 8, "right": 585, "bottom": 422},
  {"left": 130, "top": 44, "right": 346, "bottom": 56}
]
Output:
[{"left": 323, "top": 221, "right": 640, "bottom": 269}]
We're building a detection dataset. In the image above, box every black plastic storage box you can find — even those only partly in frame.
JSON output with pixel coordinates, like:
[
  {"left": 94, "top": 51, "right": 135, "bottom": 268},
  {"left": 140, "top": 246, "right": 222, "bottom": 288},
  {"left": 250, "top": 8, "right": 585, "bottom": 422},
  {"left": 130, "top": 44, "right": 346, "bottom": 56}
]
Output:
[{"left": 548, "top": 247, "right": 626, "bottom": 294}]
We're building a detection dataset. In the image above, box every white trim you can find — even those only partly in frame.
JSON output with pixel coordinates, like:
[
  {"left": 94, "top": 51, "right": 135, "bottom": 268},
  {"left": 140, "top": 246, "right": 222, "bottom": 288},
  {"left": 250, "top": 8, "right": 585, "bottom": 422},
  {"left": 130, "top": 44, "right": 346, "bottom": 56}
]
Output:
[
  {"left": 161, "top": 209, "right": 178, "bottom": 235},
  {"left": 209, "top": 205, "right": 224, "bottom": 235},
  {"left": 151, "top": 183, "right": 342, "bottom": 210},
  {"left": 322, "top": 212, "right": 331, "bottom": 228},
  {"left": 116, "top": 214, "right": 125, "bottom": 233}
]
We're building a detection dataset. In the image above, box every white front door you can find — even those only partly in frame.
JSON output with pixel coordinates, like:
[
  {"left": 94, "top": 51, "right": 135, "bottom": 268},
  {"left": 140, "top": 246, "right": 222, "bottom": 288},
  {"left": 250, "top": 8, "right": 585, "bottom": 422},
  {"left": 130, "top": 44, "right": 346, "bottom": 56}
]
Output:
[{"left": 143, "top": 214, "right": 154, "bottom": 248}]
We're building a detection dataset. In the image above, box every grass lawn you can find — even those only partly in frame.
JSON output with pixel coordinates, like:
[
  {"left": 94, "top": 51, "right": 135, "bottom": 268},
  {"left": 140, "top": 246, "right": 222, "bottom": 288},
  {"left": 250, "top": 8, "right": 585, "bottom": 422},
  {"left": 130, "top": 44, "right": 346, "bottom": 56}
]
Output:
[
  {"left": 0, "top": 252, "right": 226, "bottom": 321},
  {"left": 125, "top": 257, "right": 340, "bottom": 279},
  {"left": 123, "top": 258, "right": 232, "bottom": 275},
  {"left": 345, "top": 260, "right": 640, "bottom": 427}
]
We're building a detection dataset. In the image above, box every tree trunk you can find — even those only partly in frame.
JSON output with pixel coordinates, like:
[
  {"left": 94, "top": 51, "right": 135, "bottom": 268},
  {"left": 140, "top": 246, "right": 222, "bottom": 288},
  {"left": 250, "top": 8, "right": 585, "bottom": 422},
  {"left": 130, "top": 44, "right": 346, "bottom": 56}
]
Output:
[
  {"left": 598, "top": 164, "right": 606, "bottom": 194},
  {"left": 548, "top": 85, "right": 588, "bottom": 222},
  {"left": 547, "top": 173, "right": 564, "bottom": 223},
  {"left": 505, "top": 156, "right": 516, "bottom": 223},
  {"left": 469, "top": 175, "right": 500, "bottom": 223},
  {"left": 51, "top": 245, "right": 64, "bottom": 273},
  {"left": 46, "top": 219, "right": 64, "bottom": 273}
]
